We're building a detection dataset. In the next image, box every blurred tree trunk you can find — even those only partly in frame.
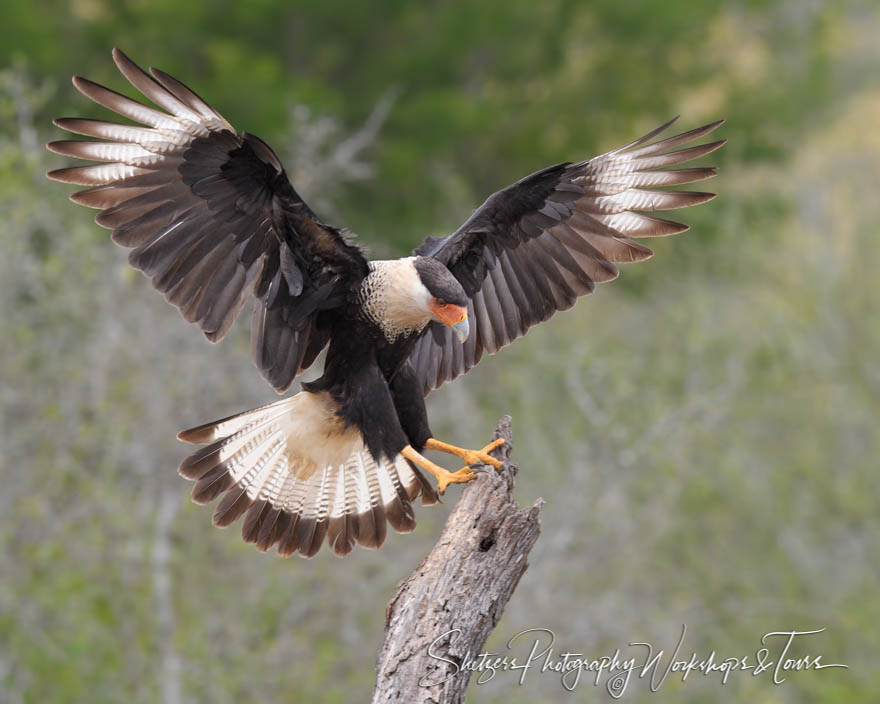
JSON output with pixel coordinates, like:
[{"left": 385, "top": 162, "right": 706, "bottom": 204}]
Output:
[{"left": 372, "top": 416, "right": 543, "bottom": 703}]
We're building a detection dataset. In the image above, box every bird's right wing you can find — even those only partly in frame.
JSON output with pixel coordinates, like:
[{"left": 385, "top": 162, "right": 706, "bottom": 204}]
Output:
[{"left": 48, "top": 49, "right": 367, "bottom": 392}]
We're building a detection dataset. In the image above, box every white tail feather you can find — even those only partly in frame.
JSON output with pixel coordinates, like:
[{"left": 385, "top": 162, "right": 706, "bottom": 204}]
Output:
[{"left": 178, "top": 391, "right": 436, "bottom": 557}]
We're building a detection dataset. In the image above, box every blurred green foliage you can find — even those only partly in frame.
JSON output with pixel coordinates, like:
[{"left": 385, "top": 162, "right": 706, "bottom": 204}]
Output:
[{"left": 1, "top": 1, "right": 878, "bottom": 702}]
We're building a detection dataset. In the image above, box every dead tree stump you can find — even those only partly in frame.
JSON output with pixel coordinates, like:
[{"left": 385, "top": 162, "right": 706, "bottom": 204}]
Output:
[{"left": 372, "top": 416, "right": 543, "bottom": 703}]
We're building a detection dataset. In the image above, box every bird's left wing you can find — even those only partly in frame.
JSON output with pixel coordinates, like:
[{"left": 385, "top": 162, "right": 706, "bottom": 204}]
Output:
[
  {"left": 47, "top": 49, "right": 367, "bottom": 393},
  {"left": 410, "top": 117, "right": 725, "bottom": 395}
]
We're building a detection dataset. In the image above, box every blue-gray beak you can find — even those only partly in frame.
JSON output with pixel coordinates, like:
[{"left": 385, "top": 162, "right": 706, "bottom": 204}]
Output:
[{"left": 452, "top": 318, "right": 469, "bottom": 343}]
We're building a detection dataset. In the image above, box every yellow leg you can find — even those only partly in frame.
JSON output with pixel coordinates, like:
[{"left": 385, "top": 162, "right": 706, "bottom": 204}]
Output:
[
  {"left": 423, "top": 437, "right": 505, "bottom": 469},
  {"left": 401, "top": 445, "right": 478, "bottom": 494}
]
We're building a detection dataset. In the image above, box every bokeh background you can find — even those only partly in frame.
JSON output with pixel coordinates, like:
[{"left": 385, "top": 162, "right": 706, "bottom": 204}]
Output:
[{"left": 2, "top": 1, "right": 878, "bottom": 702}]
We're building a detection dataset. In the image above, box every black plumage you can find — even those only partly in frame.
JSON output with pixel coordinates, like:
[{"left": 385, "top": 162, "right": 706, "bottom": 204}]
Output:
[
  {"left": 410, "top": 118, "right": 725, "bottom": 394},
  {"left": 48, "top": 49, "right": 724, "bottom": 558}
]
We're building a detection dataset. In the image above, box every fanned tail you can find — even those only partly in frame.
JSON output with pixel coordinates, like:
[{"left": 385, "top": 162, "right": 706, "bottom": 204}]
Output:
[{"left": 177, "top": 391, "right": 437, "bottom": 557}]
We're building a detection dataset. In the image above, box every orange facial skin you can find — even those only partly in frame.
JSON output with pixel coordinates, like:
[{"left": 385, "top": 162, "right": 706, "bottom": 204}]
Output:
[{"left": 429, "top": 299, "right": 467, "bottom": 328}]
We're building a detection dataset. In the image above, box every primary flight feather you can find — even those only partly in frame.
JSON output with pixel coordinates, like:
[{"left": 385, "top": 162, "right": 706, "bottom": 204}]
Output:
[{"left": 48, "top": 49, "right": 725, "bottom": 558}]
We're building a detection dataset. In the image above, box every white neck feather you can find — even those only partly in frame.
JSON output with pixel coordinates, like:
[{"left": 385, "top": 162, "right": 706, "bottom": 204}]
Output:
[{"left": 359, "top": 257, "right": 432, "bottom": 342}]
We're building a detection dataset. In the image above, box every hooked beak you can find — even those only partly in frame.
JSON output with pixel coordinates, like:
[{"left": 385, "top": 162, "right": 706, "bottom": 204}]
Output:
[
  {"left": 452, "top": 318, "right": 470, "bottom": 343},
  {"left": 430, "top": 300, "right": 469, "bottom": 342}
]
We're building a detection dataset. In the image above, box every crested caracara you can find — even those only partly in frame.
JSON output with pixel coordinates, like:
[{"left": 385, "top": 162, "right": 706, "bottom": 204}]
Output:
[{"left": 48, "top": 49, "right": 725, "bottom": 557}]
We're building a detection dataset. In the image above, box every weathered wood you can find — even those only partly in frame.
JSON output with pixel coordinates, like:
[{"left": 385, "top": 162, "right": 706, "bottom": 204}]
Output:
[{"left": 372, "top": 416, "right": 543, "bottom": 703}]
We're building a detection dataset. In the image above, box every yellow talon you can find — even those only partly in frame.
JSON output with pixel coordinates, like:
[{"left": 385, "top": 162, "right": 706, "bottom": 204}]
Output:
[
  {"left": 400, "top": 445, "right": 480, "bottom": 495},
  {"left": 423, "top": 437, "right": 505, "bottom": 469},
  {"left": 401, "top": 437, "right": 505, "bottom": 494},
  {"left": 435, "top": 466, "right": 477, "bottom": 494},
  {"left": 460, "top": 438, "right": 505, "bottom": 468}
]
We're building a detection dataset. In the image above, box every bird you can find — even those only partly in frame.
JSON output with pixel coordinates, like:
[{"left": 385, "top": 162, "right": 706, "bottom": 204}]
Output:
[{"left": 47, "top": 49, "right": 725, "bottom": 558}]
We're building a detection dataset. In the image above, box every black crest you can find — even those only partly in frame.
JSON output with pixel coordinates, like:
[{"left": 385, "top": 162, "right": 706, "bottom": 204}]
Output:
[{"left": 413, "top": 257, "right": 467, "bottom": 306}]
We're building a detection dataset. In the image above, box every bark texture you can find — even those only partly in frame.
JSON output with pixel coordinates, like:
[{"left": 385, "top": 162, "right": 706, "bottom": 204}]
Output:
[{"left": 372, "top": 416, "right": 543, "bottom": 703}]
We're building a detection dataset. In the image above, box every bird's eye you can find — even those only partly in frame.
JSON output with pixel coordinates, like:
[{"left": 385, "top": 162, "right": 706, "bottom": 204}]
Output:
[{"left": 436, "top": 298, "right": 447, "bottom": 308}]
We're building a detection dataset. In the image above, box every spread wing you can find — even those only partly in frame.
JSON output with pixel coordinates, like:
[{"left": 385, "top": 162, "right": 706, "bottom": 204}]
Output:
[
  {"left": 410, "top": 117, "right": 725, "bottom": 395},
  {"left": 47, "top": 49, "right": 367, "bottom": 392}
]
